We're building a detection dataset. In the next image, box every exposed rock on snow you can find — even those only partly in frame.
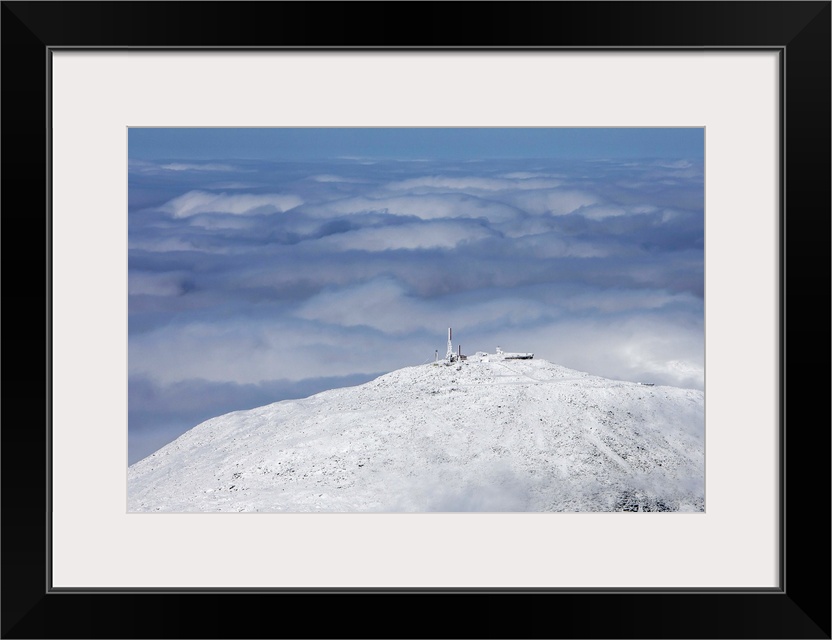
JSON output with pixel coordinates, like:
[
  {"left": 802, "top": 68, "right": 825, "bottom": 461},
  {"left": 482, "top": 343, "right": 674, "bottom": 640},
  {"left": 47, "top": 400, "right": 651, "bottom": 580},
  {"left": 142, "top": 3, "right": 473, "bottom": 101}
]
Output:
[{"left": 128, "top": 359, "right": 704, "bottom": 512}]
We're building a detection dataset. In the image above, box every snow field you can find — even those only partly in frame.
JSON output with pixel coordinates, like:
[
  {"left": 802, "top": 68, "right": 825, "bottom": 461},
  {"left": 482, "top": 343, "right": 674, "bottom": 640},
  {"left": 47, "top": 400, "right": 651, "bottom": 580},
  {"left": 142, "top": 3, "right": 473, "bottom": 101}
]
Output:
[{"left": 128, "top": 359, "right": 704, "bottom": 512}]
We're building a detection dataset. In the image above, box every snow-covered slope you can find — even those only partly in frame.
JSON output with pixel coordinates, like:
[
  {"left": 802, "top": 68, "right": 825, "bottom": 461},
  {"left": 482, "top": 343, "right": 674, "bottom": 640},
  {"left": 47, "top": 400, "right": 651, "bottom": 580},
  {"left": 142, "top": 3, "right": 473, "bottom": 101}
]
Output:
[{"left": 128, "top": 359, "right": 704, "bottom": 512}]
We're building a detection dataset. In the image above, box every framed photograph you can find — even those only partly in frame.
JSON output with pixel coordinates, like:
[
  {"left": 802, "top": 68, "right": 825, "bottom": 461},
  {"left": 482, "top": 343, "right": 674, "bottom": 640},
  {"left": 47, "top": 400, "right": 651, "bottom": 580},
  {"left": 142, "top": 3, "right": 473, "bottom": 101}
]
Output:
[
  {"left": 126, "top": 125, "right": 707, "bottom": 517},
  {"left": 3, "top": 2, "right": 829, "bottom": 638}
]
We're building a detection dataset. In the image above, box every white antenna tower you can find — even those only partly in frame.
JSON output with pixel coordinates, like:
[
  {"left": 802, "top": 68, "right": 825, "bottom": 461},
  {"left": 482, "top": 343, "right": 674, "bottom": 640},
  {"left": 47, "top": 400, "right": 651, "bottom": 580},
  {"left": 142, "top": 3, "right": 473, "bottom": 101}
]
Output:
[{"left": 446, "top": 327, "right": 454, "bottom": 361}]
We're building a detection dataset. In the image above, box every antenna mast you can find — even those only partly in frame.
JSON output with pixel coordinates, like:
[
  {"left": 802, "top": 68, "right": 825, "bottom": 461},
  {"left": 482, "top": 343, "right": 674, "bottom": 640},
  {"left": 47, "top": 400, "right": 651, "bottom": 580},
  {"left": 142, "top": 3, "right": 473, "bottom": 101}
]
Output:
[{"left": 446, "top": 327, "right": 454, "bottom": 361}]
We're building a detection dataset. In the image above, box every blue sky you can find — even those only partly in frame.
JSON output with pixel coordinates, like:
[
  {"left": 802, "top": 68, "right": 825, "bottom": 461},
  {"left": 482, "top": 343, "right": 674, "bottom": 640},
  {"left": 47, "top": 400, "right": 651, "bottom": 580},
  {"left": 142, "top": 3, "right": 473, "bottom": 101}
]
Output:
[
  {"left": 129, "top": 127, "right": 705, "bottom": 162},
  {"left": 128, "top": 128, "right": 704, "bottom": 464}
]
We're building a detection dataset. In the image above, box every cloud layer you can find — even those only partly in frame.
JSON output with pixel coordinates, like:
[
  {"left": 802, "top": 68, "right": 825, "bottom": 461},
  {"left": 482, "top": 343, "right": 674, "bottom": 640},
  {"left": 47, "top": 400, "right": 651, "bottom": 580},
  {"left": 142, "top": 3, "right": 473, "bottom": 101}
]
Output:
[{"left": 129, "top": 152, "right": 704, "bottom": 463}]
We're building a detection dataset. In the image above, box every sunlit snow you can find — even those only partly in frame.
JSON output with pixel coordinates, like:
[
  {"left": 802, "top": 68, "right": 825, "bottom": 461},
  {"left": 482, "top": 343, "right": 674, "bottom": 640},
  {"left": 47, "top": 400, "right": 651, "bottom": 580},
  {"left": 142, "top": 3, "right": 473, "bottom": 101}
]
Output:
[{"left": 128, "top": 357, "right": 704, "bottom": 513}]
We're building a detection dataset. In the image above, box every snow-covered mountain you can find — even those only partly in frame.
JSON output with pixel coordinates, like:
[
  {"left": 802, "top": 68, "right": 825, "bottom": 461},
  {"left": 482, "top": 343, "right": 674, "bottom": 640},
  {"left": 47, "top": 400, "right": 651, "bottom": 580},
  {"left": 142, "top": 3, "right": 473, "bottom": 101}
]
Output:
[{"left": 128, "top": 358, "right": 704, "bottom": 513}]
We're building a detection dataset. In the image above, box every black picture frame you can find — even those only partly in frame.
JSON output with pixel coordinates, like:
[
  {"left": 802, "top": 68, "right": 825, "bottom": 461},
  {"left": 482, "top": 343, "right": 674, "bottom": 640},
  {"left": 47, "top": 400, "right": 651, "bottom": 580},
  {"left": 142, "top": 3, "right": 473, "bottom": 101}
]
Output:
[{"left": 2, "top": 2, "right": 829, "bottom": 638}]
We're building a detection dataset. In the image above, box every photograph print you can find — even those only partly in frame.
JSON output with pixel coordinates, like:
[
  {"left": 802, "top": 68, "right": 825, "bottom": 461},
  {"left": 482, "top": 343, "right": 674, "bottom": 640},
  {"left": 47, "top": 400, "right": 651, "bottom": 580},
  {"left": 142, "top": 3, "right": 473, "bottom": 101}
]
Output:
[{"left": 127, "top": 127, "right": 704, "bottom": 513}]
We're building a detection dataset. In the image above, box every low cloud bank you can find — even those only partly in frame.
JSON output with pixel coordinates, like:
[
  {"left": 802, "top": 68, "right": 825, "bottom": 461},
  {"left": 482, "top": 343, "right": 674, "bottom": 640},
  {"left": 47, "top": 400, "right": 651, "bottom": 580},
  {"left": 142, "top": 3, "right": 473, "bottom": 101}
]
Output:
[{"left": 129, "top": 155, "right": 703, "bottom": 460}]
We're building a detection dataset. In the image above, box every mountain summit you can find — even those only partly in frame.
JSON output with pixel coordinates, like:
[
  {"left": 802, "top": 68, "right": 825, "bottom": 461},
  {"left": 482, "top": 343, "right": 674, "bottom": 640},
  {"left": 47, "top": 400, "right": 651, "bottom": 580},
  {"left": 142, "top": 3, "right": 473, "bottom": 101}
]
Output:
[{"left": 128, "top": 358, "right": 704, "bottom": 513}]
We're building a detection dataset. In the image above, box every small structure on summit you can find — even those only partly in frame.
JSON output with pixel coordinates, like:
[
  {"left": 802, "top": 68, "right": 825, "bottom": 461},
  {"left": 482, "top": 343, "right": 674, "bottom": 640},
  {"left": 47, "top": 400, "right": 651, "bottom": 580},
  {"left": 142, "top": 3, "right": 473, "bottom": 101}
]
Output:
[
  {"left": 495, "top": 346, "right": 534, "bottom": 360},
  {"left": 443, "top": 328, "right": 467, "bottom": 364},
  {"left": 438, "top": 328, "right": 532, "bottom": 365}
]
